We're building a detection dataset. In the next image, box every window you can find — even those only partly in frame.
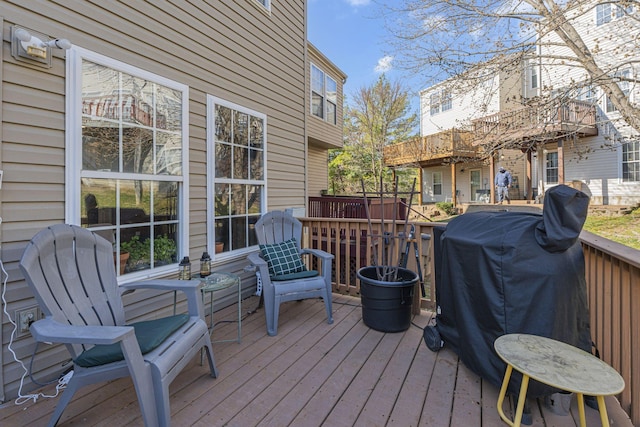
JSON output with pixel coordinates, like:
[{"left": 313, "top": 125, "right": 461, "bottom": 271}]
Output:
[
  {"left": 546, "top": 151, "right": 558, "bottom": 184},
  {"left": 208, "top": 96, "right": 266, "bottom": 255},
  {"left": 430, "top": 89, "right": 451, "bottom": 115},
  {"left": 606, "top": 69, "right": 631, "bottom": 113},
  {"left": 311, "top": 64, "right": 338, "bottom": 125},
  {"left": 577, "top": 84, "right": 598, "bottom": 104},
  {"left": 616, "top": 4, "right": 633, "bottom": 18},
  {"left": 326, "top": 76, "right": 338, "bottom": 125},
  {"left": 441, "top": 91, "right": 452, "bottom": 112},
  {"left": 255, "top": 0, "right": 271, "bottom": 11},
  {"left": 311, "top": 64, "right": 324, "bottom": 119},
  {"left": 597, "top": 3, "right": 632, "bottom": 25},
  {"left": 432, "top": 172, "right": 443, "bottom": 195},
  {"left": 67, "top": 47, "right": 188, "bottom": 277},
  {"left": 531, "top": 66, "right": 538, "bottom": 89},
  {"left": 430, "top": 92, "right": 441, "bottom": 116},
  {"left": 623, "top": 140, "right": 640, "bottom": 181},
  {"left": 596, "top": 3, "right": 612, "bottom": 25}
]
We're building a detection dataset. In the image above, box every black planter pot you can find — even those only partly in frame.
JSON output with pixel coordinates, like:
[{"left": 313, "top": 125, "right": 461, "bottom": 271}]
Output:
[{"left": 357, "top": 266, "right": 418, "bottom": 332}]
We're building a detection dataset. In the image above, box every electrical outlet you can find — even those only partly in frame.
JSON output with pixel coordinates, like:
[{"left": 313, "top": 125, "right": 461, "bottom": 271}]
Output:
[{"left": 16, "top": 306, "right": 41, "bottom": 337}]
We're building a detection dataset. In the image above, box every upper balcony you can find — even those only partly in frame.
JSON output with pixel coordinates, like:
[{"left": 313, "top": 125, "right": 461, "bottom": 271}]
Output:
[
  {"left": 383, "top": 129, "right": 480, "bottom": 168},
  {"left": 471, "top": 99, "right": 598, "bottom": 147}
]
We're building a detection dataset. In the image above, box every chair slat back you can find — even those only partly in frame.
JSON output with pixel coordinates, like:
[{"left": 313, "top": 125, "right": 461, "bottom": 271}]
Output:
[
  {"left": 254, "top": 211, "right": 302, "bottom": 251},
  {"left": 20, "top": 225, "right": 126, "bottom": 334}
]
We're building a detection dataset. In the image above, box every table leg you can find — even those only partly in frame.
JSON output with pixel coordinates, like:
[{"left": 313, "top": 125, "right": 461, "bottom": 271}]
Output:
[
  {"left": 577, "top": 393, "right": 586, "bottom": 427},
  {"left": 236, "top": 278, "right": 242, "bottom": 343},
  {"left": 497, "top": 364, "right": 514, "bottom": 426},
  {"left": 597, "top": 395, "right": 610, "bottom": 427},
  {"left": 513, "top": 374, "right": 530, "bottom": 427}
]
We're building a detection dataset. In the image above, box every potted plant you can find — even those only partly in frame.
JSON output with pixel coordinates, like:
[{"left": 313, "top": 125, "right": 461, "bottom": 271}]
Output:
[
  {"left": 120, "top": 235, "right": 150, "bottom": 272},
  {"left": 154, "top": 235, "right": 177, "bottom": 265},
  {"left": 356, "top": 178, "right": 420, "bottom": 333}
]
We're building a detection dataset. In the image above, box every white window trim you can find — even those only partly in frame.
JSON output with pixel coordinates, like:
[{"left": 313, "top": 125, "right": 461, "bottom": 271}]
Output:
[
  {"left": 66, "top": 46, "right": 190, "bottom": 282},
  {"left": 206, "top": 95, "right": 268, "bottom": 258},
  {"left": 310, "top": 62, "right": 339, "bottom": 125},
  {"left": 545, "top": 150, "right": 559, "bottom": 184}
]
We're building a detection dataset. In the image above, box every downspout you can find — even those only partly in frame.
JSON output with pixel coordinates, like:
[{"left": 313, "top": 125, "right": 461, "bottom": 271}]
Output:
[{"left": 303, "top": 2, "right": 309, "bottom": 212}]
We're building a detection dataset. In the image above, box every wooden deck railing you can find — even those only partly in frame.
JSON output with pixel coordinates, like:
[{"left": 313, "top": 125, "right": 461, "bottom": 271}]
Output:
[
  {"left": 300, "top": 218, "right": 639, "bottom": 425},
  {"left": 382, "top": 129, "right": 478, "bottom": 167},
  {"left": 471, "top": 99, "right": 598, "bottom": 145},
  {"left": 581, "top": 230, "right": 640, "bottom": 425}
]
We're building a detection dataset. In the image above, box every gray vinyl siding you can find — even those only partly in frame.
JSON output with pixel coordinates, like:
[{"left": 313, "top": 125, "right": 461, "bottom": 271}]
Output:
[{"left": 0, "top": 0, "right": 307, "bottom": 401}]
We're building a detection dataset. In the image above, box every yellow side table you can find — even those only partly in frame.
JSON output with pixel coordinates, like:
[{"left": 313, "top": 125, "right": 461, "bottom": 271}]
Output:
[
  {"left": 197, "top": 272, "right": 242, "bottom": 344},
  {"left": 494, "top": 334, "right": 624, "bottom": 427}
]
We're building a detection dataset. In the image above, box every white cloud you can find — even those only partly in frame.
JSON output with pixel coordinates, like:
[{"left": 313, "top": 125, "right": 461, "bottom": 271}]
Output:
[
  {"left": 345, "top": 0, "right": 371, "bottom": 6},
  {"left": 374, "top": 55, "right": 394, "bottom": 73}
]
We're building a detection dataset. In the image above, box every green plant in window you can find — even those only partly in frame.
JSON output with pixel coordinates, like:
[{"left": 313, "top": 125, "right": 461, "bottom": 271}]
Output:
[
  {"left": 120, "top": 235, "right": 150, "bottom": 269},
  {"left": 154, "top": 235, "right": 177, "bottom": 264}
]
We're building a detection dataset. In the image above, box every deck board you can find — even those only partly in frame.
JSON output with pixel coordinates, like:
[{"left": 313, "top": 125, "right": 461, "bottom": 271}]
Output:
[{"left": 0, "top": 294, "right": 633, "bottom": 427}]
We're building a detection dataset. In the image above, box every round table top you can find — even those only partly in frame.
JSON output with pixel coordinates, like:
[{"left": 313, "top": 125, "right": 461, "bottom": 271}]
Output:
[
  {"left": 494, "top": 334, "right": 625, "bottom": 396},
  {"left": 196, "top": 272, "right": 240, "bottom": 292}
]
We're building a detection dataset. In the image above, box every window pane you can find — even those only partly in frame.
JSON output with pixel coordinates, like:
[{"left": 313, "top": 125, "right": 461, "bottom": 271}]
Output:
[
  {"left": 156, "top": 84, "right": 182, "bottom": 132},
  {"left": 215, "top": 183, "right": 230, "bottom": 216},
  {"left": 153, "top": 225, "right": 178, "bottom": 265},
  {"left": 232, "top": 216, "right": 247, "bottom": 251},
  {"left": 250, "top": 116, "right": 264, "bottom": 149},
  {"left": 121, "top": 227, "right": 151, "bottom": 272},
  {"left": 215, "top": 142, "right": 232, "bottom": 178},
  {"left": 122, "top": 126, "right": 154, "bottom": 174},
  {"left": 312, "top": 92, "right": 324, "bottom": 118},
  {"left": 154, "top": 181, "right": 178, "bottom": 222},
  {"left": 327, "top": 101, "right": 337, "bottom": 125},
  {"left": 82, "top": 61, "right": 119, "bottom": 120},
  {"left": 215, "top": 218, "right": 229, "bottom": 253},
  {"left": 121, "top": 74, "right": 154, "bottom": 127},
  {"left": 215, "top": 105, "right": 232, "bottom": 143},
  {"left": 231, "top": 184, "right": 247, "bottom": 215},
  {"left": 120, "top": 180, "right": 151, "bottom": 224},
  {"left": 82, "top": 118, "right": 120, "bottom": 171},
  {"left": 82, "top": 178, "right": 117, "bottom": 226},
  {"left": 326, "top": 77, "right": 337, "bottom": 104},
  {"left": 156, "top": 132, "right": 182, "bottom": 175},
  {"left": 250, "top": 148, "right": 264, "bottom": 180},
  {"left": 248, "top": 185, "right": 262, "bottom": 214},
  {"left": 234, "top": 111, "right": 249, "bottom": 146},
  {"left": 233, "top": 146, "right": 248, "bottom": 180},
  {"left": 312, "top": 65, "right": 324, "bottom": 94}
]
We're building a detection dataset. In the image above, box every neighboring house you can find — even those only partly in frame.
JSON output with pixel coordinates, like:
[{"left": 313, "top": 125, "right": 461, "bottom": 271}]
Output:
[
  {"left": 0, "top": 1, "right": 344, "bottom": 402},
  {"left": 385, "top": 67, "right": 527, "bottom": 205},
  {"left": 386, "top": 1, "right": 640, "bottom": 206}
]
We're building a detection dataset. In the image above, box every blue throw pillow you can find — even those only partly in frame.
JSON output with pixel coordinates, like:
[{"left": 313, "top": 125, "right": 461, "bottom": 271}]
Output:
[{"left": 259, "top": 238, "right": 307, "bottom": 277}]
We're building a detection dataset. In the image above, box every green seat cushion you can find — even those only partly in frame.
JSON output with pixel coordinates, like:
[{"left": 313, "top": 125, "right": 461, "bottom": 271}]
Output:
[
  {"left": 259, "top": 238, "right": 307, "bottom": 277},
  {"left": 272, "top": 270, "right": 319, "bottom": 281},
  {"left": 74, "top": 314, "right": 189, "bottom": 368}
]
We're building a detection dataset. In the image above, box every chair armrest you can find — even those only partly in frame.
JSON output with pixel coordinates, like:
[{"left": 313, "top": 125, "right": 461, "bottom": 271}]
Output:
[
  {"left": 30, "top": 317, "right": 135, "bottom": 345},
  {"left": 248, "top": 252, "right": 271, "bottom": 280},
  {"left": 121, "top": 279, "right": 204, "bottom": 318}
]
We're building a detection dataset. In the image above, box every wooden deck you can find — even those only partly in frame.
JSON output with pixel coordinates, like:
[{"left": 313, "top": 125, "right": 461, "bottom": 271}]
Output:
[{"left": 0, "top": 295, "right": 633, "bottom": 427}]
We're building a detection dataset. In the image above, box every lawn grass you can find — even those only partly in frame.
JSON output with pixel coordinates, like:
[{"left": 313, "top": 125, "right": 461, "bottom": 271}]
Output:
[{"left": 583, "top": 208, "right": 640, "bottom": 250}]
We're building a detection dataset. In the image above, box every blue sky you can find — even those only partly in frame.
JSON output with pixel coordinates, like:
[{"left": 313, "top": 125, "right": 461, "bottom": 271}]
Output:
[{"left": 308, "top": 0, "right": 423, "bottom": 114}]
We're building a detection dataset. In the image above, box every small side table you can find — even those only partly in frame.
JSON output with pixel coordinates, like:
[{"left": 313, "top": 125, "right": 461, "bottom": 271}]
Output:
[
  {"left": 197, "top": 272, "right": 242, "bottom": 344},
  {"left": 494, "top": 334, "right": 625, "bottom": 427}
]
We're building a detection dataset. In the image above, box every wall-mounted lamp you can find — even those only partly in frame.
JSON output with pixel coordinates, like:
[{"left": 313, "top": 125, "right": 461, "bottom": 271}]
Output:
[{"left": 11, "top": 26, "right": 72, "bottom": 68}]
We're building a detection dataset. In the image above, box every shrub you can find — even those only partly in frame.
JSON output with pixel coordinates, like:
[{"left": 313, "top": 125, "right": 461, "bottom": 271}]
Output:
[{"left": 435, "top": 202, "right": 457, "bottom": 216}]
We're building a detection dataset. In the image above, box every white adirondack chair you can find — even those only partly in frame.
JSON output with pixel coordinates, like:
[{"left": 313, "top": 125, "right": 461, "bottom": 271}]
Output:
[{"left": 19, "top": 224, "right": 217, "bottom": 427}]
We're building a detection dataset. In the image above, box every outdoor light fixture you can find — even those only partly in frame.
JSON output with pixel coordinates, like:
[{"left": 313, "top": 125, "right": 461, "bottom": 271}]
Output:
[{"left": 11, "top": 26, "right": 72, "bottom": 68}]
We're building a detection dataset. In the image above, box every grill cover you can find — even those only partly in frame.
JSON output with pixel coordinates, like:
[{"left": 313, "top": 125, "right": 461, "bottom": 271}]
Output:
[{"left": 434, "top": 185, "right": 591, "bottom": 397}]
